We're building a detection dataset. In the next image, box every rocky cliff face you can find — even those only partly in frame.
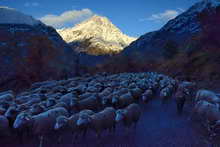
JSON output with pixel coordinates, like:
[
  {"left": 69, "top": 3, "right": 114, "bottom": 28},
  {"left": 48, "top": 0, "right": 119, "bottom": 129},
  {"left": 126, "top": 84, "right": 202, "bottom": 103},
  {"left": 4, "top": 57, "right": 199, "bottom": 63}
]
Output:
[
  {"left": 57, "top": 15, "right": 136, "bottom": 55},
  {"left": 0, "top": 7, "right": 78, "bottom": 91}
]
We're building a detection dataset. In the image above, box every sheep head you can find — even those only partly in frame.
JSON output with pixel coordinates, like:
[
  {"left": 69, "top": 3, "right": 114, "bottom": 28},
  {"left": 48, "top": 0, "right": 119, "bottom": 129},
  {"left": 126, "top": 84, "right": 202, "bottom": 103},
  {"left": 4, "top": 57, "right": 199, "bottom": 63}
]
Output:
[
  {"left": 115, "top": 109, "right": 125, "bottom": 123},
  {"left": 77, "top": 114, "right": 91, "bottom": 128},
  {"left": 54, "top": 115, "right": 68, "bottom": 130},
  {"left": 13, "top": 113, "right": 32, "bottom": 129}
]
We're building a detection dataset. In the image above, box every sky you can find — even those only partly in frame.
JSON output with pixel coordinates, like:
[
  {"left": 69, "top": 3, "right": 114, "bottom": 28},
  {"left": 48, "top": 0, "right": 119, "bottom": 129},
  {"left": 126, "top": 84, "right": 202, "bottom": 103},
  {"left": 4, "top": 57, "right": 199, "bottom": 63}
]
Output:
[{"left": 0, "top": 0, "right": 199, "bottom": 37}]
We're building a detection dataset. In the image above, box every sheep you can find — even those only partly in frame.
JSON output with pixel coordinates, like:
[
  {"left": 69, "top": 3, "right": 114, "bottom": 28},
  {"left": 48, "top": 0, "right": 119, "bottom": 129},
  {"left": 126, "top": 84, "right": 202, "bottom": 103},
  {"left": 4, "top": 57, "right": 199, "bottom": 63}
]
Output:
[
  {"left": 77, "top": 107, "right": 116, "bottom": 138},
  {"left": 59, "top": 93, "right": 78, "bottom": 113},
  {"left": 191, "top": 101, "right": 220, "bottom": 124},
  {"left": 79, "top": 92, "right": 98, "bottom": 101},
  {"left": 23, "top": 97, "right": 42, "bottom": 107},
  {"left": 113, "top": 88, "right": 129, "bottom": 97},
  {"left": 46, "top": 98, "right": 57, "bottom": 108},
  {"left": 112, "top": 92, "right": 135, "bottom": 109},
  {"left": 0, "top": 93, "right": 14, "bottom": 103},
  {"left": 51, "top": 102, "right": 68, "bottom": 110},
  {"left": 0, "top": 101, "right": 10, "bottom": 110},
  {"left": 195, "top": 90, "right": 220, "bottom": 104},
  {"left": 101, "top": 95, "right": 113, "bottom": 107},
  {"left": 4, "top": 106, "right": 19, "bottom": 127},
  {"left": 178, "top": 81, "right": 197, "bottom": 100},
  {"left": 0, "top": 90, "right": 14, "bottom": 97},
  {"left": 75, "top": 95, "right": 101, "bottom": 111},
  {"left": 174, "top": 88, "right": 186, "bottom": 114},
  {"left": 71, "top": 84, "right": 87, "bottom": 95},
  {"left": 0, "top": 115, "right": 10, "bottom": 137},
  {"left": 15, "top": 96, "right": 31, "bottom": 104},
  {"left": 52, "top": 86, "right": 67, "bottom": 94},
  {"left": 142, "top": 89, "right": 153, "bottom": 103},
  {"left": 54, "top": 109, "right": 95, "bottom": 142},
  {"left": 160, "top": 87, "right": 172, "bottom": 105},
  {"left": 13, "top": 107, "right": 69, "bottom": 147},
  {"left": 29, "top": 104, "right": 45, "bottom": 115},
  {"left": 31, "top": 80, "right": 57, "bottom": 90},
  {"left": 0, "top": 107, "right": 6, "bottom": 115},
  {"left": 115, "top": 103, "right": 141, "bottom": 129},
  {"left": 130, "top": 87, "right": 143, "bottom": 100}
]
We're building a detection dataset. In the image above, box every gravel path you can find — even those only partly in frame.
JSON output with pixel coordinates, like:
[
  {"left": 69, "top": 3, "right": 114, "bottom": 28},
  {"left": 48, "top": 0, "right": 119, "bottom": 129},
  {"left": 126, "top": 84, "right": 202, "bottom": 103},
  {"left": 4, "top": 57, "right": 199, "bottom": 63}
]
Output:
[{"left": 1, "top": 97, "right": 214, "bottom": 147}]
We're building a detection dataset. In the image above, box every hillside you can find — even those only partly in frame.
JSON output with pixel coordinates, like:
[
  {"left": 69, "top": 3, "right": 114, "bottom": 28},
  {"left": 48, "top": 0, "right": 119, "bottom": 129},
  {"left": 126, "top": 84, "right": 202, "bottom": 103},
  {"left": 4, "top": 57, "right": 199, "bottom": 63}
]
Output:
[{"left": 0, "top": 7, "right": 78, "bottom": 92}]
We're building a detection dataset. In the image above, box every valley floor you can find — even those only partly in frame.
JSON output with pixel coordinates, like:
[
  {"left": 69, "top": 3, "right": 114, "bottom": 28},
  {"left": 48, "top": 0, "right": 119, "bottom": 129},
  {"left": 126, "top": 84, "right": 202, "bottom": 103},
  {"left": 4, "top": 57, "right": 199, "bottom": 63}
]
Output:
[{"left": 1, "top": 96, "right": 215, "bottom": 147}]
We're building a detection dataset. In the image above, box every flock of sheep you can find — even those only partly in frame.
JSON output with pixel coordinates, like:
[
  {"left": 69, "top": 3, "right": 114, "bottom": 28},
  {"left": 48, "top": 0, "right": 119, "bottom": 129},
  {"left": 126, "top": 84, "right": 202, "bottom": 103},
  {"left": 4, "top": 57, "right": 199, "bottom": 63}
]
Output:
[{"left": 0, "top": 72, "right": 219, "bottom": 146}]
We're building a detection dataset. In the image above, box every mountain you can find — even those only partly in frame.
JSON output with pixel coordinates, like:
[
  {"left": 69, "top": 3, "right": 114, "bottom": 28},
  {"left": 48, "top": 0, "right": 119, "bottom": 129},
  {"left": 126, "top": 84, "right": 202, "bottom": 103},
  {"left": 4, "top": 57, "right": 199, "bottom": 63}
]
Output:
[
  {"left": 57, "top": 15, "right": 136, "bottom": 55},
  {"left": 93, "top": 0, "right": 220, "bottom": 83},
  {"left": 123, "top": 0, "right": 220, "bottom": 59},
  {"left": 0, "top": 7, "right": 78, "bottom": 91}
]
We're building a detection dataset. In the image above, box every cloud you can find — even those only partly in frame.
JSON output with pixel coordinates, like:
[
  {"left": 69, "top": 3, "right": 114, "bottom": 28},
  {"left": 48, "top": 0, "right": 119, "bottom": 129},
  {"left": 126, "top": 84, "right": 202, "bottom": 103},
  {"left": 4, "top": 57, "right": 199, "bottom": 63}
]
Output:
[
  {"left": 140, "top": 9, "right": 184, "bottom": 23},
  {"left": 40, "top": 9, "right": 94, "bottom": 28},
  {"left": 24, "top": 2, "right": 39, "bottom": 7}
]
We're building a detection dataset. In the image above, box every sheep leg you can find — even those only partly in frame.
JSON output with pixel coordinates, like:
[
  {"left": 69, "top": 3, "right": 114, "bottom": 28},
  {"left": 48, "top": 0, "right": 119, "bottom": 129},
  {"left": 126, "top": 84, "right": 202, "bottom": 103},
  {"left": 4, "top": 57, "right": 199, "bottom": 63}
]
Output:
[
  {"left": 96, "top": 130, "right": 101, "bottom": 139},
  {"left": 72, "top": 132, "right": 76, "bottom": 144},
  {"left": 57, "top": 135, "right": 62, "bottom": 144},
  {"left": 18, "top": 132, "right": 24, "bottom": 144},
  {"left": 83, "top": 128, "right": 87, "bottom": 138},
  {"left": 176, "top": 99, "right": 184, "bottom": 115},
  {"left": 134, "top": 121, "right": 138, "bottom": 129},
  {"left": 75, "top": 133, "right": 78, "bottom": 140},
  {"left": 113, "top": 124, "right": 116, "bottom": 132},
  {"left": 39, "top": 135, "right": 44, "bottom": 147}
]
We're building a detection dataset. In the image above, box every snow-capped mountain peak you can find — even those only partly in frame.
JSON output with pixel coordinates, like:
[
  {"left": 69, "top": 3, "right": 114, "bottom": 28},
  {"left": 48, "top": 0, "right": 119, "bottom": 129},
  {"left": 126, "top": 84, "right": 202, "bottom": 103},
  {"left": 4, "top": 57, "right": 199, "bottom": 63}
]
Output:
[
  {"left": 0, "top": 6, "right": 42, "bottom": 26},
  {"left": 57, "top": 15, "right": 136, "bottom": 55}
]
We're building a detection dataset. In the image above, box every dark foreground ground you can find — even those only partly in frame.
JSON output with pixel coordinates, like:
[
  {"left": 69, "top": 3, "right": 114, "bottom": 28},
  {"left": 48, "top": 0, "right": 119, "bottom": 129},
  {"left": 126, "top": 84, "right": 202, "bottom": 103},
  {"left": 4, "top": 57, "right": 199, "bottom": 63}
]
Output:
[{"left": 1, "top": 95, "right": 217, "bottom": 147}]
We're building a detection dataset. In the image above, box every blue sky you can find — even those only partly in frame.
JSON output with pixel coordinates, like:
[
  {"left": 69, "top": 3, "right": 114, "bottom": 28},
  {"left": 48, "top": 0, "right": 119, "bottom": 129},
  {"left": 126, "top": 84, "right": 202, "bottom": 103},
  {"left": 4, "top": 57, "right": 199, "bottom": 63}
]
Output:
[{"left": 0, "top": 0, "right": 199, "bottom": 37}]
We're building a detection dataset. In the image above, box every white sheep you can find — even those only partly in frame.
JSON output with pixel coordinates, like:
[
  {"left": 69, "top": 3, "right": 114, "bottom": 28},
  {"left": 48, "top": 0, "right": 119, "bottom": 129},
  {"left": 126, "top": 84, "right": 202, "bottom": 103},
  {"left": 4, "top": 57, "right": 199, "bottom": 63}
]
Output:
[
  {"left": 0, "top": 93, "right": 14, "bottom": 103},
  {"left": 160, "top": 87, "right": 172, "bottom": 104},
  {"left": 130, "top": 87, "right": 143, "bottom": 100},
  {"left": 115, "top": 103, "right": 141, "bottom": 129},
  {"left": 112, "top": 92, "right": 135, "bottom": 108},
  {"left": 46, "top": 98, "right": 57, "bottom": 108},
  {"left": 54, "top": 109, "right": 94, "bottom": 142},
  {"left": 29, "top": 104, "right": 45, "bottom": 115},
  {"left": 13, "top": 107, "right": 68, "bottom": 147},
  {"left": 77, "top": 107, "right": 116, "bottom": 138},
  {"left": 195, "top": 90, "right": 220, "bottom": 104},
  {"left": 76, "top": 95, "right": 101, "bottom": 111},
  {"left": 0, "top": 115, "right": 10, "bottom": 137},
  {"left": 4, "top": 106, "right": 19, "bottom": 127},
  {"left": 191, "top": 100, "right": 220, "bottom": 124}
]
